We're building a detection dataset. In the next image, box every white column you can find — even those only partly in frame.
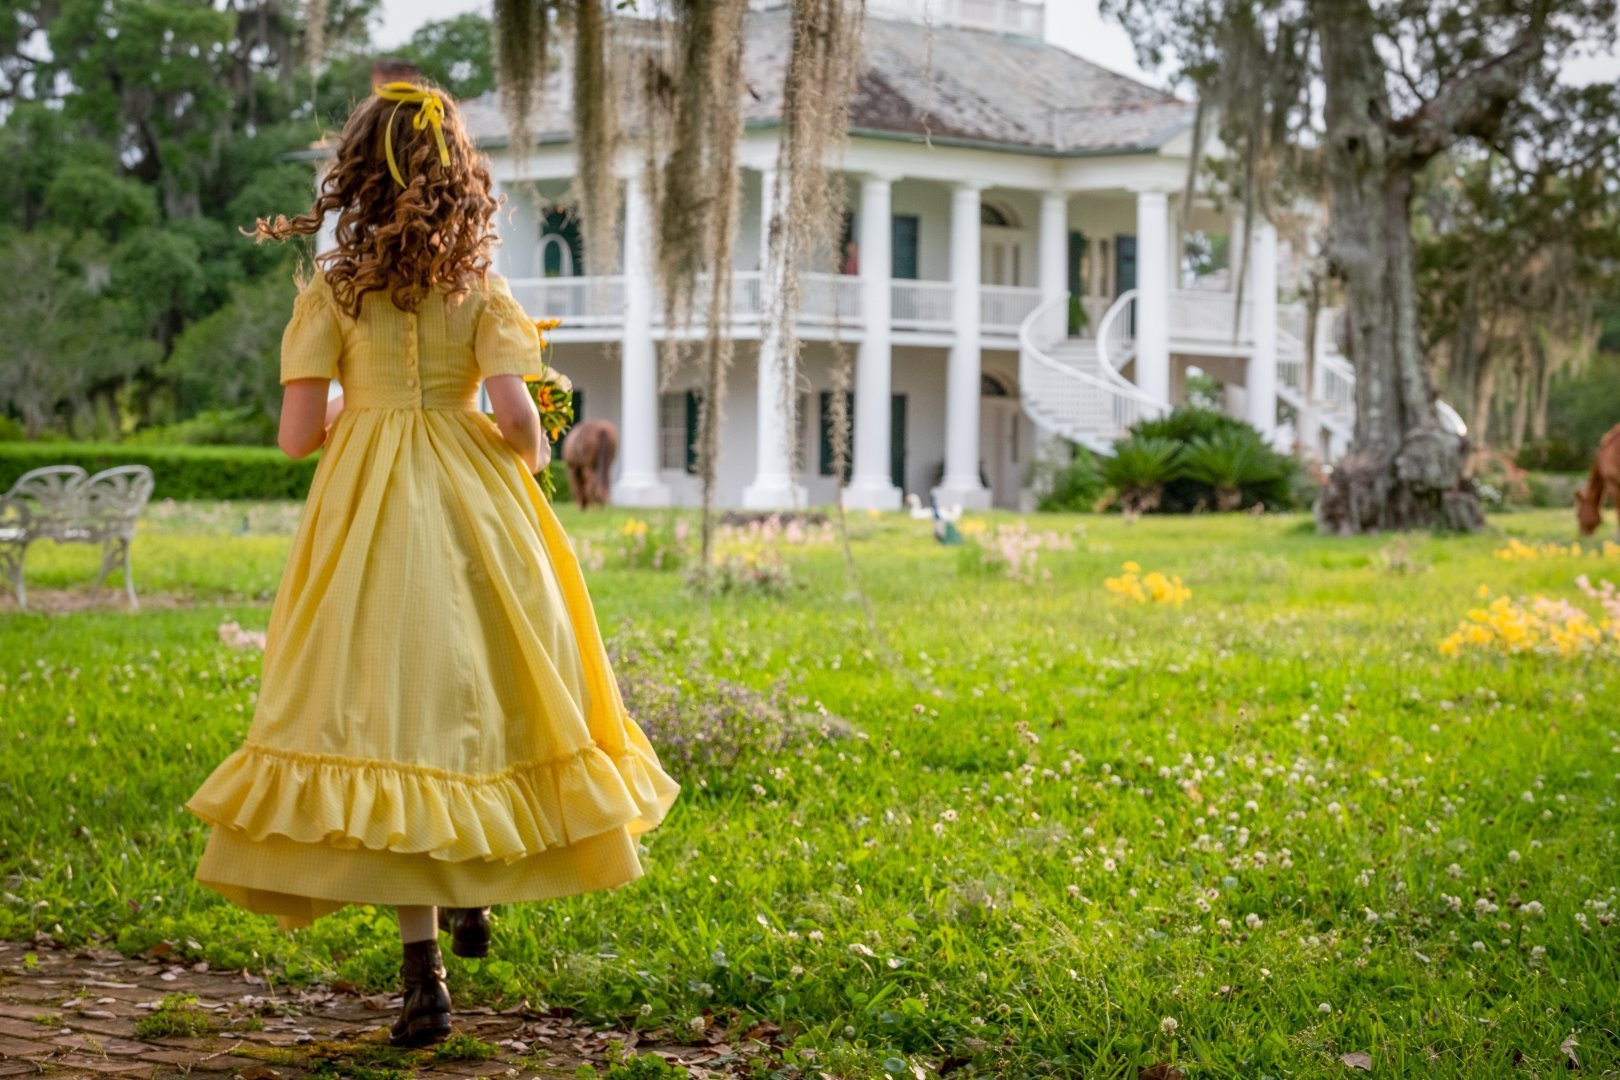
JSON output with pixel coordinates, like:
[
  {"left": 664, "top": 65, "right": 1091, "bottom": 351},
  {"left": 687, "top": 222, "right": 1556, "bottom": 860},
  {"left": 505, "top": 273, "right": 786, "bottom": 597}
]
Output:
[
  {"left": 845, "top": 173, "right": 902, "bottom": 510},
  {"left": 615, "top": 172, "right": 671, "bottom": 507},
  {"left": 742, "top": 165, "right": 807, "bottom": 510},
  {"left": 934, "top": 181, "right": 991, "bottom": 510},
  {"left": 1038, "top": 190, "right": 1069, "bottom": 342},
  {"left": 1134, "top": 189, "right": 1171, "bottom": 405},
  {"left": 1247, "top": 218, "right": 1279, "bottom": 440}
]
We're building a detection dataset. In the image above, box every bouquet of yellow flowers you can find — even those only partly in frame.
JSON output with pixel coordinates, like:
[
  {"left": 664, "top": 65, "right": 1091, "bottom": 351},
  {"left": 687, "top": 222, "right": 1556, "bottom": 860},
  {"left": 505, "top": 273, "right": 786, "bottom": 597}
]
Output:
[{"left": 525, "top": 318, "right": 574, "bottom": 499}]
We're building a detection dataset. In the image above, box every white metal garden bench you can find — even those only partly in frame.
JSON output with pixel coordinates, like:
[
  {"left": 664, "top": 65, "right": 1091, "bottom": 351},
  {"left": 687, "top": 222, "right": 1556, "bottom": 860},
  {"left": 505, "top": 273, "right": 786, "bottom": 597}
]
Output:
[{"left": 0, "top": 464, "right": 155, "bottom": 610}]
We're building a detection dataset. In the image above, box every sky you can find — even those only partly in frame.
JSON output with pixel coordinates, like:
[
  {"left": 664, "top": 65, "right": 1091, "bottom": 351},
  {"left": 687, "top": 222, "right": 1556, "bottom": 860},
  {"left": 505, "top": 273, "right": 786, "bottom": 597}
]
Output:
[{"left": 372, "top": 0, "right": 1619, "bottom": 89}]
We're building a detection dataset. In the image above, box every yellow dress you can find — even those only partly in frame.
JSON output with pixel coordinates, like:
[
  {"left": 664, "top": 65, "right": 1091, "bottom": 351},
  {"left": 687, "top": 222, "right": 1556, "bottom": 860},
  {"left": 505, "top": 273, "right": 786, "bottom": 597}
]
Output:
[{"left": 185, "top": 271, "right": 680, "bottom": 930}]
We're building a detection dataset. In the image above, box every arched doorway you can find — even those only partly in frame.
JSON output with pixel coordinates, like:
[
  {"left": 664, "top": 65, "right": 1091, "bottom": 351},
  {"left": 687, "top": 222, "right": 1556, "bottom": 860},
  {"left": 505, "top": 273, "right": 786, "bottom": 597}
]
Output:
[
  {"left": 979, "top": 372, "right": 1025, "bottom": 509},
  {"left": 980, "top": 199, "right": 1026, "bottom": 287}
]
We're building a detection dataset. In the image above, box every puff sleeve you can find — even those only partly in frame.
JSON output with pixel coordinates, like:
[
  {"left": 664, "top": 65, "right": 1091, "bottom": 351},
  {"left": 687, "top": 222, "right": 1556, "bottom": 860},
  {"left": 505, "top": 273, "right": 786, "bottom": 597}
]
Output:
[
  {"left": 475, "top": 276, "right": 546, "bottom": 378},
  {"left": 279, "top": 274, "right": 343, "bottom": 384}
]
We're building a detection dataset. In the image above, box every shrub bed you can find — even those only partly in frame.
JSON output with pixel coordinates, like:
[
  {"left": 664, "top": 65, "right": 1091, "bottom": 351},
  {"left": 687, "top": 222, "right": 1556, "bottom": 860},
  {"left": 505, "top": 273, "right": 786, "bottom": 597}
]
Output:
[{"left": 0, "top": 442, "right": 318, "bottom": 500}]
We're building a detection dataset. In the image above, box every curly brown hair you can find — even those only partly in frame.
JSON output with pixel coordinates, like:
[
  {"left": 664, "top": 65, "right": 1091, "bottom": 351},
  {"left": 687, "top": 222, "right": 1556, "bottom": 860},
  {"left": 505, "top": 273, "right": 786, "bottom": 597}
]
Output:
[{"left": 250, "top": 80, "right": 501, "bottom": 318}]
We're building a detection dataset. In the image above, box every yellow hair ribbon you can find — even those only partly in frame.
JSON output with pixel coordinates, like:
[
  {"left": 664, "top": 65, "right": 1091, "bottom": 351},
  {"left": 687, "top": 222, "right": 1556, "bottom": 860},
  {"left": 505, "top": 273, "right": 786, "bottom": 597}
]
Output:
[{"left": 375, "top": 81, "right": 451, "bottom": 188}]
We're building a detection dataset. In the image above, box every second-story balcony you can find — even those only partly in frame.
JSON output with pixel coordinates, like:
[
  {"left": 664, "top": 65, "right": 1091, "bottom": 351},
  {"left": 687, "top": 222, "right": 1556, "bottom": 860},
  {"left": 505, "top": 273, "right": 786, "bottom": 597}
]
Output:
[{"left": 507, "top": 274, "right": 1047, "bottom": 343}]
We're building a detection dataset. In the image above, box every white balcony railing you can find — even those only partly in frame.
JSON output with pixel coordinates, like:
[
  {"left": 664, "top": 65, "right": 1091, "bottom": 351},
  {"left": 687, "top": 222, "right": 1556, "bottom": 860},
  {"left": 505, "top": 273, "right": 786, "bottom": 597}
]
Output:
[
  {"left": 891, "top": 281, "right": 956, "bottom": 332},
  {"left": 507, "top": 276, "right": 626, "bottom": 326},
  {"left": 981, "top": 285, "right": 1044, "bottom": 335},
  {"left": 801, "top": 272, "right": 863, "bottom": 325},
  {"left": 1168, "top": 288, "right": 1254, "bottom": 349}
]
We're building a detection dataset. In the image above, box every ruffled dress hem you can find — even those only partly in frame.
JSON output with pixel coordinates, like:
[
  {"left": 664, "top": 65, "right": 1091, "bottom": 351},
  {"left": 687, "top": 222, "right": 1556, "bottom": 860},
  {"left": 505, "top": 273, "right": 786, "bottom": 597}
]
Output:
[{"left": 185, "top": 738, "right": 681, "bottom": 863}]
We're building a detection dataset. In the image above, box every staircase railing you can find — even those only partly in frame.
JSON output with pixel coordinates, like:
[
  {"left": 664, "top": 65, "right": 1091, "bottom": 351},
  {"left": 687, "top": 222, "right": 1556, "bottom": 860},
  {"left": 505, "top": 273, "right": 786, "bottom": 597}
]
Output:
[
  {"left": 1095, "top": 289, "right": 1141, "bottom": 392},
  {"left": 1018, "top": 293, "right": 1171, "bottom": 449}
]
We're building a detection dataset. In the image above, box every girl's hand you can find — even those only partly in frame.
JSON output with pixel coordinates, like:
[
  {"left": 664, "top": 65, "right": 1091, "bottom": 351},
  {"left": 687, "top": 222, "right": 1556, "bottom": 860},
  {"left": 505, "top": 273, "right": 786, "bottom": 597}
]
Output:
[
  {"left": 485, "top": 374, "right": 545, "bottom": 473},
  {"left": 324, "top": 392, "right": 346, "bottom": 432}
]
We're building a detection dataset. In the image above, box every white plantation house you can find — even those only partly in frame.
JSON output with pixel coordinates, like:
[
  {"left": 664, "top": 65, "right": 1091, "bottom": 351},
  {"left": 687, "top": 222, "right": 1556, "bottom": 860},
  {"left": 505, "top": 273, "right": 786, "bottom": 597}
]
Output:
[{"left": 421, "top": 0, "right": 1361, "bottom": 509}]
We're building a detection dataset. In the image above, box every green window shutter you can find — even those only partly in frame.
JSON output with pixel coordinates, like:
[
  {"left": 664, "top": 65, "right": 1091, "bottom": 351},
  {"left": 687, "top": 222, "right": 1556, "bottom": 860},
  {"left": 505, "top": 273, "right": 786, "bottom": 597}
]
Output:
[
  {"left": 818, "top": 391, "right": 854, "bottom": 481},
  {"left": 684, "top": 390, "right": 701, "bottom": 474},
  {"left": 892, "top": 215, "right": 920, "bottom": 281},
  {"left": 890, "top": 393, "right": 907, "bottom": 491},
  {"left": 1115, "top": 234, "right": 1137, "bottom": 296}
]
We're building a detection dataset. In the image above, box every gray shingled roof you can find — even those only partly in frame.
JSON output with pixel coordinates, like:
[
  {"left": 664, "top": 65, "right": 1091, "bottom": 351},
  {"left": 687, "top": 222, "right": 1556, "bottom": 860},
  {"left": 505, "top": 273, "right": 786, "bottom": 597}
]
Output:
[{"left": 457, "top": 8, "right": 1195, "bottom": 157}]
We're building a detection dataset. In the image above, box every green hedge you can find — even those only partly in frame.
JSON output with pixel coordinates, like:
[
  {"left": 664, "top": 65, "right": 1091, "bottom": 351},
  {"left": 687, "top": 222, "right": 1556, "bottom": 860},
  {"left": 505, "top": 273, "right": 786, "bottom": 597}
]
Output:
[{"left": 0, "top": 442, "right": 318, "bottom": 501}]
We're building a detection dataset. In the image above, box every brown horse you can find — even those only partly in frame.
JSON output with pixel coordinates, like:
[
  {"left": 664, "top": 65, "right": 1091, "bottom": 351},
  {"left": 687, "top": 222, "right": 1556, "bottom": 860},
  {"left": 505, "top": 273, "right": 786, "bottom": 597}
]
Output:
[
  {"left": 1576, "top": 423, "right": 1620, "bottom": 536},
  {"left": 561, "top": 420, "right": 618, "bottom": 510}
]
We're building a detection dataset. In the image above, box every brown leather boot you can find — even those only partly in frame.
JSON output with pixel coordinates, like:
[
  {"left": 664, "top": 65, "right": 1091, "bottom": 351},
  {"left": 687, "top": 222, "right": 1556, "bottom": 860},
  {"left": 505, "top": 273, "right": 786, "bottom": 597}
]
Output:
[
  {"left": 389, "top": 938, "right": 452, "bottom": 1047},
  {"left": 436, "top": 906, "right": 492, "bottom": 958}
]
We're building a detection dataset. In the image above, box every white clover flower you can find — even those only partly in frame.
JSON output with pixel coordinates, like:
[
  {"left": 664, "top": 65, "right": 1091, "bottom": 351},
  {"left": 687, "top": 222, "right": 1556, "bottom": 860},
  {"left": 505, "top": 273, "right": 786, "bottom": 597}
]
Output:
[
  {"left": 1530, "top": 945, "right": 1547, "bottom": 961},
  {"left": 1216, "top": 918, "right": 1233, "bottom": 933},
  {"left": 848, "top": 942, "right": 876, "bottom": 957},
  {"left": 1471, "top": 940, "right": 1487, "bottom": 952},
  {"left": 1195, "top": 897, "right": 1211, "bottom": 913},
  {"left": 1508, "top": 850, "right": 1521, "bottom": 863},
  {"left": 1447, "top": 863, "right": 1464, "bottom": 879},
  {"left": 689, "top": 1015, "right": 708, "bottom": 1031},
  {"left": 1318, "top": 1002, "right": 1332, "bottom": 1014},
  {"left": 1160, "top": 1016, "right": 1179, "bottom": 1036},
  {"left": 1246, "top": 913, "right": 1264, "bottom": 930},
  {"left": 1522, "top": 900, "right": 1545, "bottom": 917},
  {"left": 1102, "top": 858, "right": 1117, "bottom": 873}
]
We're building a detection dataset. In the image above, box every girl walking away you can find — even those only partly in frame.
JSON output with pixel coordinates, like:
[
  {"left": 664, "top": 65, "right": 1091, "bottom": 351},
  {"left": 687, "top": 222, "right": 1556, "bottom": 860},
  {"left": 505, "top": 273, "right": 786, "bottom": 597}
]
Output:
[{"left": 185, "top": 80, "right": 680, "bottom": 1048}]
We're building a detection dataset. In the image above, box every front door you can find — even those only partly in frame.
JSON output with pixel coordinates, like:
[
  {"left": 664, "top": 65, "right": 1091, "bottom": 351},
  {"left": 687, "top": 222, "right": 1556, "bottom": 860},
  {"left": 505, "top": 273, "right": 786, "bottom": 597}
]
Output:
[{"left": 978, "top": 397, "right": 1023, "bottom": 510}]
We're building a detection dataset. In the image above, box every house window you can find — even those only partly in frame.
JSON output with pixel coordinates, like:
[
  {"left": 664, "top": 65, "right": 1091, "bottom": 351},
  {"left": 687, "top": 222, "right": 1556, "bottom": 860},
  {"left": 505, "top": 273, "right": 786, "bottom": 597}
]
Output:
[
  {"left": 980, "top": 200, "right": 1019, "bottom": 228},
  {"left": 892, "top": 215, "right": 920, "bottom": 280},
  {"left": 819, "top": 392, "right": 908, "bottom": 489},
  {"left": 660, "top": 391, "right": 701, "bottom": 473}
]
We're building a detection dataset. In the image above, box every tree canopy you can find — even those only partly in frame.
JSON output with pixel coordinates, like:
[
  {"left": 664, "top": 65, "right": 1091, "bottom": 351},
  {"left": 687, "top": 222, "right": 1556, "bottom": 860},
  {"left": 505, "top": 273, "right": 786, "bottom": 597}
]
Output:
[
  {"left": 1110, "top": 0, "right": 1620, "bottom": 531},
  {"left": 0, "top": 0, "right": 496, "bottom": 441}
]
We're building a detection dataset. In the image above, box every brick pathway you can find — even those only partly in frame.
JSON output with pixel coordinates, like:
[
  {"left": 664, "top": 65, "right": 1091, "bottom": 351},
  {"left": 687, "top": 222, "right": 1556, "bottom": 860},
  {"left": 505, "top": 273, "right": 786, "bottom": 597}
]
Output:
[{"left": 0, "top": 939, "right": 777, "bottom": 1078}]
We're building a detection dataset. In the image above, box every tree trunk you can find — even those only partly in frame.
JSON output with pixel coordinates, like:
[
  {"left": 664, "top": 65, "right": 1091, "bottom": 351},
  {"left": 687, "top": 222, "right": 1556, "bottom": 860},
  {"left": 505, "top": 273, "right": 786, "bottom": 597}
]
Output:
[
  {"left": 1471, "top": 352, "right": 1495, "bottom": 447},
  {"left": 1508, "top": 349, "right": 1531, "bottom": 452},
  {"left": 1531, "top": 333, "right": 1554, "bottom": 442},
  {"left": 1313, "top": 0, "right": 1482, "bottom": 534}
]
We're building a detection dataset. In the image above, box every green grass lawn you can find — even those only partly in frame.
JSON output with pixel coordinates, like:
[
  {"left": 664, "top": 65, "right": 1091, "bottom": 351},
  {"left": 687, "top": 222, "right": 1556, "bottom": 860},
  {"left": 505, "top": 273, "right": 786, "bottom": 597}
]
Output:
[{"left": 2, "top": 504, "right": 1617, "bottom": 1078}]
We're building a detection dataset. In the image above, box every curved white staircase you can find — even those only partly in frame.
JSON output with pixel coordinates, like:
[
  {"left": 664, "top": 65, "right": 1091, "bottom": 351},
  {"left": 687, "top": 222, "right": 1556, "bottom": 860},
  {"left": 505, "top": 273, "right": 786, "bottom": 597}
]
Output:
[{"left": 1017, "top": 292, "right": 1170, "bottom": 454}]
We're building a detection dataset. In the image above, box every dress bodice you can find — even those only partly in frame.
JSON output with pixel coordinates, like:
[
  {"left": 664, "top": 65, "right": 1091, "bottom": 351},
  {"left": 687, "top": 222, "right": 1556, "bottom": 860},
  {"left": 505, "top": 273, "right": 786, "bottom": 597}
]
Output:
[{"left": 279, "top": 270, "right": 546, "bottom": 409}]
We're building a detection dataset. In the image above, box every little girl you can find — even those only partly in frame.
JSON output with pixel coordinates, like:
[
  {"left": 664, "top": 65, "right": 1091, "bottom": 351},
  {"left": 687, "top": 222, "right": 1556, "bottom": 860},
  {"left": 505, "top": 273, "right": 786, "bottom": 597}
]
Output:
[{"left": 185, "top": 81, "right": 680, "bottom": 1048}]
